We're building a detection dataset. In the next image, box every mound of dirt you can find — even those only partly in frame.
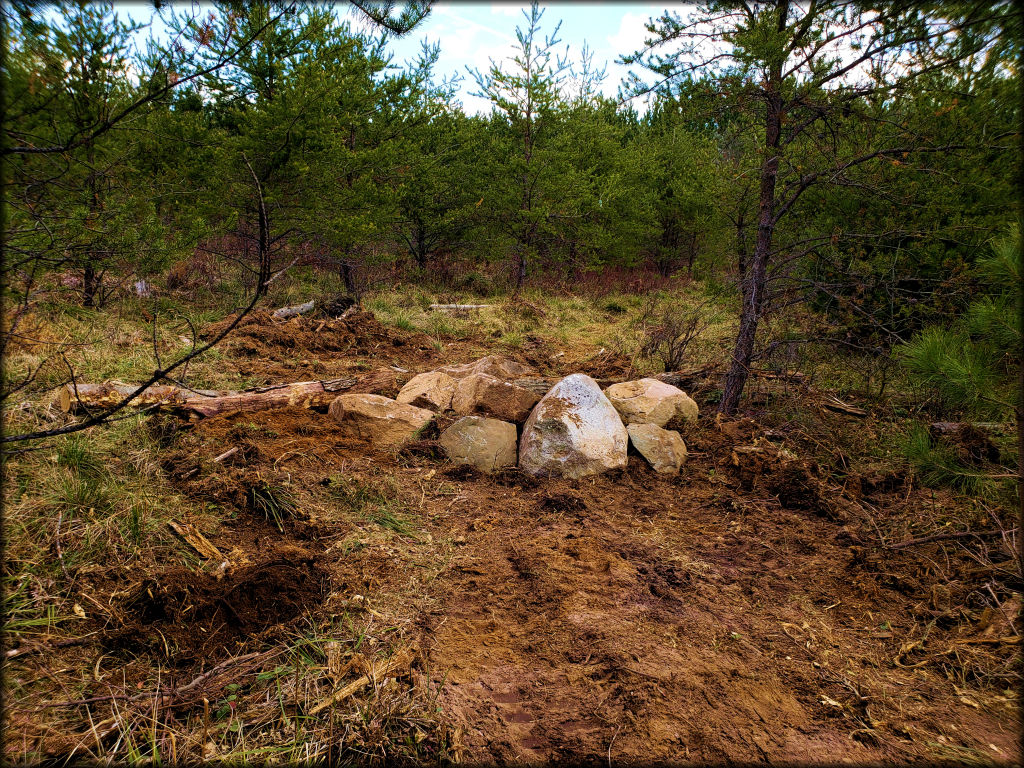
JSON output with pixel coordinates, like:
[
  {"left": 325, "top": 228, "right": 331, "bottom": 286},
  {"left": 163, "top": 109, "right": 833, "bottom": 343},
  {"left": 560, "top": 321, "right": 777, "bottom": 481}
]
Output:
[
  {"left": 203, "top": 309, "right": 431, "bottom": 357},
  {"left": 106, "top": 558, "right": 327, "bottom": 662}
]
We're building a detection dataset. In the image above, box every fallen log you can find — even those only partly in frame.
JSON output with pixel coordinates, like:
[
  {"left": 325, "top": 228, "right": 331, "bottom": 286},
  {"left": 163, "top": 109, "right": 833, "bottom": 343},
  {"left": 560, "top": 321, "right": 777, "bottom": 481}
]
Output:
[
  {"left": 272, "top": 300, "right": 315, "bottom": 319},
  {"left": 931, "top": 421, "right": 1008, "bottom": 435},
  {"left": 820, "top": 396, "right": 869, "bottom": 417},
  {"left": 428, "top": 304, "right": 492, "bottom": 312},
  {"left": 59, "top": 378, "right": 357, "bottom": 418},
  {"left": 59, "top": 382, "right": 205, "bottom": 413}
]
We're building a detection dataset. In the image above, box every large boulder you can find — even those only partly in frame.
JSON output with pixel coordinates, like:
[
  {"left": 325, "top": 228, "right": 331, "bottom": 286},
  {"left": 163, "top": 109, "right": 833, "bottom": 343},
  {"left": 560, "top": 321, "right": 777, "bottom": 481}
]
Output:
[
  {"left": 627, "top": 423, "right": 688, "bottom": 475},
  {"left": 438, "top": 416, "right": 518, "bottom": 472},
  {"left": 396, "top": 371, "right": 457, "bottom": 411},
  {"left": 328, "top": 394, "right": 433, "bottom": 447},
  {"left": 604, "top": 378, "right": 699, "bottom": 427},
  {"left": 451, "top": 373, "right": 540, "bottom": 423},
  {"left": 519, "top": 373, "right": 628, "bottom": 479},
  {"left": 437, "top": 354, "right": 533, "bottom": 381}
]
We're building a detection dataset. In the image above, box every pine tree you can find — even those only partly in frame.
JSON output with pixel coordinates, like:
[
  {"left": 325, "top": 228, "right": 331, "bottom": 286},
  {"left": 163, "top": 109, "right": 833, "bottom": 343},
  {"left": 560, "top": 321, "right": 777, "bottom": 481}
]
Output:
[{"left": 902, "top": 226, "right": 1021, "bottom": 500}]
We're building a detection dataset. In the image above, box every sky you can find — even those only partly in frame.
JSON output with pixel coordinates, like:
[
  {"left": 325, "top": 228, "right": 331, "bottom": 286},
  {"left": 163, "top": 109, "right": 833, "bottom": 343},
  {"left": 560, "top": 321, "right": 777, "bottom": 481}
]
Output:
[
  {"left": 114, "top": 2, "right": 675, "bottom": 114},
  {"left": 353, "top": 2, "right": 672, "bottom": 114}
]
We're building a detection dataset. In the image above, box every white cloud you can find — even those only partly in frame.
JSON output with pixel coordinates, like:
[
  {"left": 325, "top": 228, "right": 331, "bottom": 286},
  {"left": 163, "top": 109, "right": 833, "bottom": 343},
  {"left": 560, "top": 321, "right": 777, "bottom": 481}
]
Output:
[
  {"left": 606, "top": 11, "right": 654, "bottom": 60},
  {"left": 489, "top": 2, "right": 533, "bottom": 19},
  {"left": 433, "top": 4, "right": 515, "bottom": 47}
]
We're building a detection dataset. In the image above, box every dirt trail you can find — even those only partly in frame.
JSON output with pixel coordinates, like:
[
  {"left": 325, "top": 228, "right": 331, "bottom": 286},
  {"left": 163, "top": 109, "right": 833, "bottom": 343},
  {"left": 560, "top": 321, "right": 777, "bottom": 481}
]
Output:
[
  {"left": 13, "top": 317, "right": 1019, "bottom": 763},
  {"left": 152, "top": 404, "right": 1018, "bottom": 765},
  {"left": 405, "top": 449, "right": 1019, "bottom": 763}
]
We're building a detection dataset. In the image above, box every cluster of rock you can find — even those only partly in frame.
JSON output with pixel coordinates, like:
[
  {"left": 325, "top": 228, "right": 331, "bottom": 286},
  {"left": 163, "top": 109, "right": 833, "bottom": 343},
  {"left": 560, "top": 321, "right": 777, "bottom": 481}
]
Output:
[{"left": 328, "top": 355, "right": 698, "bottom": 479}]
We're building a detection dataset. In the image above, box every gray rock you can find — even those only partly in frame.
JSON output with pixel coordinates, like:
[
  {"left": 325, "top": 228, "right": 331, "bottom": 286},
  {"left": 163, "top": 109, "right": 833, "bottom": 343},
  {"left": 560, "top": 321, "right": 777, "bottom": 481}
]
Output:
[
  {"left": 605, "top": 377, "right": 699, "bottom": 427},
  {"left": 451, "top": 372, "right": 540, "bottom": 423},
  {"left": 519, "top": 373, "right": 627, "bottom": 479},
  {"left": 396, "top": 370, "right": 458, "bottom": 411},
  {"left": 328, "top": 394, "right": 434, "bottom": 447},
  {"left": 437, "top": 354, "right": 533, "bottom": 381},
  {"left": 438, "top": 416, "right": 518, "bottom": 472}
]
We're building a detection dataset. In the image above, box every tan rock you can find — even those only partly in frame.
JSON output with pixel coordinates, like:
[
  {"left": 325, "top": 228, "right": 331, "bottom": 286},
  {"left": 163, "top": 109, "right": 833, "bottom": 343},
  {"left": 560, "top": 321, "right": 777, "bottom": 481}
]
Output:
[
  {"left": 438, "top": 416, "right": 518, "bottom": 472},
  {"left": 396, "top": 370, "right": 457, "bottom": 411},
  {"left": 604, "top": 377, "right": 699, "bottom": 427},
  {"left": 328, "top": 394, "right": 433, "bottom": 447},
  {"left": 627, "top": 423, "right": 687, "bottom": 475},
  {"left": 519, "top": 373, "right": 627, "bottom": 479},
  {"left": 437, "top": 354, "right": 533, "bottom": 381},
  {"left": 451, "top": 373, "right": 540, "bottom": 423}
]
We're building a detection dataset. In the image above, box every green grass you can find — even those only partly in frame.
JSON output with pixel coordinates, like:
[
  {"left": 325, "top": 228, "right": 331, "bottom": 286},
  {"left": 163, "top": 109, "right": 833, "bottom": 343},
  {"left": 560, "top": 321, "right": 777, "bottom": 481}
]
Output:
[
  {"left": 248, "top": 482, "right": 298, "bottom": 532},
  {"left": 325, "top": 475, "right": 418, "bottom": 537}
]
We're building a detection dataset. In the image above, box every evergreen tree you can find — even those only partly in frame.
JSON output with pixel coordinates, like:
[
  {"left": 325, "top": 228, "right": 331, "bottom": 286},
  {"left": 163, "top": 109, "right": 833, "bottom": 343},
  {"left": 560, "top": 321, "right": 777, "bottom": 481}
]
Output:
[
  {"left": 902, "top": 226, "right": 1021, "bottom": 502},
  {"left": 3, "top": 2, "right": 167, "bottom": 307},
  {"left": 469, "top": 1, "right": 571, "bottom": 292},
  {"left": 622, "top": 0, "right": 1017, "bottom": 413}
]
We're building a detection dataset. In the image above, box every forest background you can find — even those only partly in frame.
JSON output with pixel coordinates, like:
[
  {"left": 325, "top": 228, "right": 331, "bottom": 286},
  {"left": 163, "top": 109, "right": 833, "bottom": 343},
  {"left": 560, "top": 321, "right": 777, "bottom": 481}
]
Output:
[{"left": 2, "top": 0, "right": 1020, "bottom": 503}]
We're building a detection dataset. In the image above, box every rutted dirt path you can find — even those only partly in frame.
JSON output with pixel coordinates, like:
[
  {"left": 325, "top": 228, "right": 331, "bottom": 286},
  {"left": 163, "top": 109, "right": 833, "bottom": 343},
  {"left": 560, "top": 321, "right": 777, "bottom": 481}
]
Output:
[
  {"left": 409, "top": 454, "right": 1019, "bottom": 763},
  {"left": 11, "top": 311, "right": 1017, "bottom": 763},
  {"left": 157, "top": 400, "right": 1018, "bottom": 764}
]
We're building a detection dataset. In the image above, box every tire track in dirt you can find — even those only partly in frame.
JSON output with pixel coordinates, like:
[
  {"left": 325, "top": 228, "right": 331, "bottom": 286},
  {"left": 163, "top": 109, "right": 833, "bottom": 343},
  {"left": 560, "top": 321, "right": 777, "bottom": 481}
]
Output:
[{"left": 418, "top": 466, "right": 1017, "bottom": 764}]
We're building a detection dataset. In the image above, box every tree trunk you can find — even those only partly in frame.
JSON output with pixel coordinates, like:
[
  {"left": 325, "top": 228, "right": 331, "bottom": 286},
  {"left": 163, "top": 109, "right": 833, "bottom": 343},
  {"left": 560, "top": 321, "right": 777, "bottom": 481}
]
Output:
[
  {"left": 719, "top": 2, "right": 788, "bottom": 415},
  {"left": 83, "top": 139, "right": 100, "bottom": 308},
  {"left": 413, "top": 219, "right": 428, "bottom": 270},
  {"left": 82, "top": 261, "right": 99, "bottom": 307},
  {"left": 341, "top": 260, "right": 357, "bottom": 297},
  {"left": 272, "top": 300, "right": 315, "bottom": 319},
  {"left": 685, "top": 230, "right": 699, "bottom": 275},
  {"left": 59, "top": 378, "right": 358, "bottom": 418},
  {"left": 514, "top": 246, "right": 527, "bottom": 295},
  {"left": 256, "top": 201, "right": 270, "bottom": 297}
]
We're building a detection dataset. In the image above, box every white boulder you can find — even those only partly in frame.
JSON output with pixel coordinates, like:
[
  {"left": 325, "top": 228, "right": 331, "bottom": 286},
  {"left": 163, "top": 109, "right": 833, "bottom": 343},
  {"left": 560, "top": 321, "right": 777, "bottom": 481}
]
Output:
[{"left": 519, "top": 373, "right": 627, "bottom": 479}]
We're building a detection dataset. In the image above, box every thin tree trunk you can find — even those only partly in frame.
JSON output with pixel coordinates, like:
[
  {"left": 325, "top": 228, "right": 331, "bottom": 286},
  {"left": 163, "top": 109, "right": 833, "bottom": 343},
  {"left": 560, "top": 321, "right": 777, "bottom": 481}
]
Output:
[
  {"left": 83, "top": 142, "right": 100, "bottom": 307},
  {"left": 341, "top": 260, "right": 357, "bottom": 296},
  {"left": 719, "top": 1, "right": 788, "bottom": 415},
  {"left": 514, "top": 245, "right": 527, "bottom": 295},
  {"left": 243, "top": 154, "right": 271, "bottom": 299},
  {"left": 256, "top": 201, "right": 270, "bottom": 297},
  {"left": 83, "top": 261, "right": 99, "bottom": 307}
]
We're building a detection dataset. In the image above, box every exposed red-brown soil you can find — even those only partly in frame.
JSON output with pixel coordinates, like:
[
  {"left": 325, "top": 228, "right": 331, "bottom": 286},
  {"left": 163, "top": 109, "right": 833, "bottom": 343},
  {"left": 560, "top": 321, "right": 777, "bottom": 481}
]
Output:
[
  {"left": 8, "top": 323, "right": 1020, "bottom": 763},
  {"left": 104, "top": 559, "right": 327, "bottom": 663}
]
